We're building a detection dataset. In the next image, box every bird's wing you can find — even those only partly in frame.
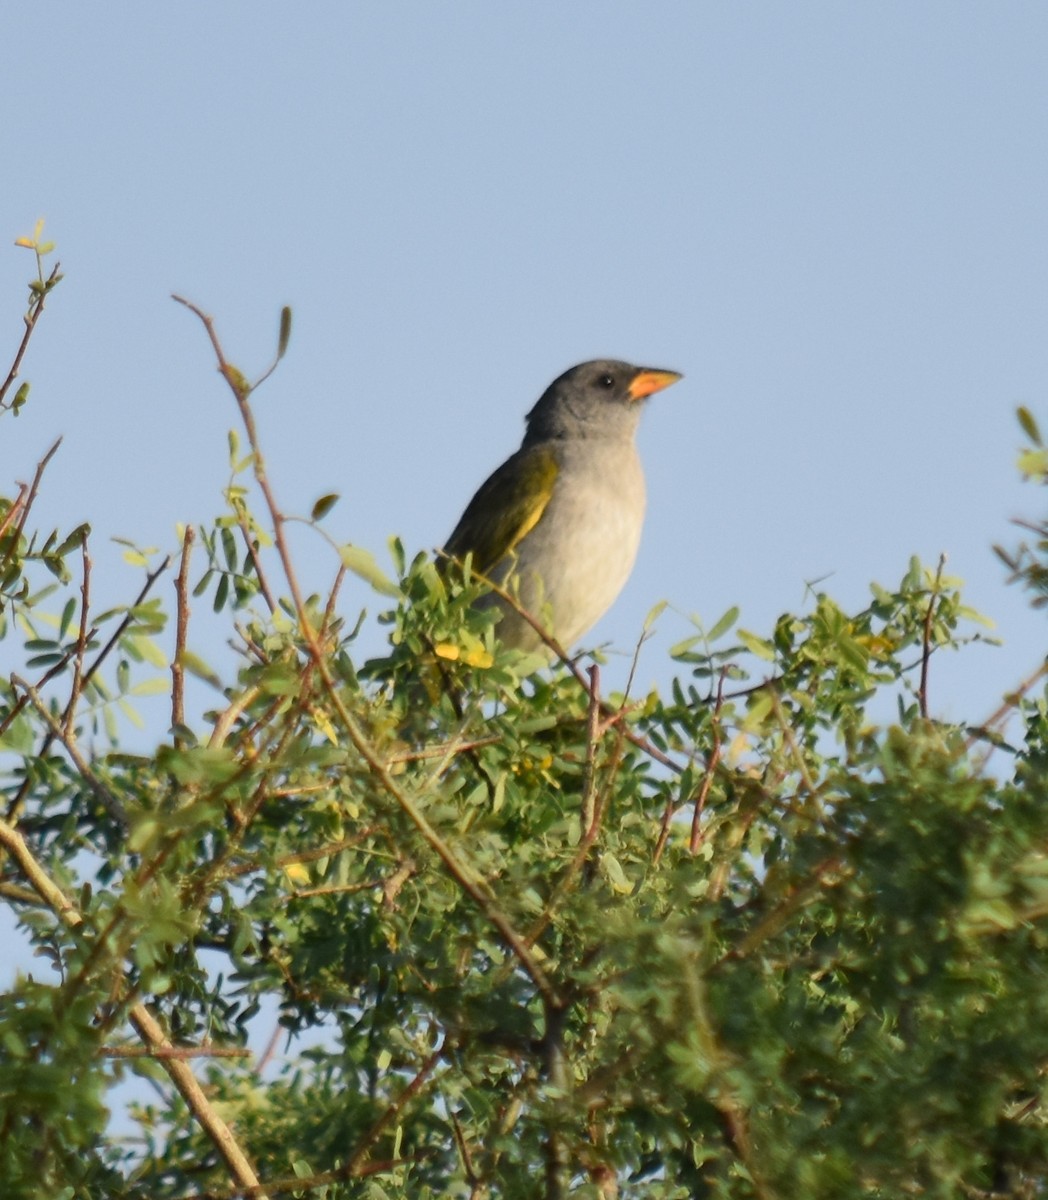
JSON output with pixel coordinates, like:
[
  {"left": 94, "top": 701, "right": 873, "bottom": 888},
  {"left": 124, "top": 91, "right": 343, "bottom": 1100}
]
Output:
[{"left": 444, "top": 444, "right": 559, "bottom": 575}]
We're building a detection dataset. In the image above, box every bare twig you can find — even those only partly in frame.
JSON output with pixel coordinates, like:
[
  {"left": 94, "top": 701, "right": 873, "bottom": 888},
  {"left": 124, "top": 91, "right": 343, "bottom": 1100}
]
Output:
[
  {"left": 543, "top": 1002, "right": 570, "bottom": 1200},
  {"left": 128, "top": 1006, "right": 270, "bottom": 1196},
  {"left": 208, "top": 686, "right": 263, "bottom": 749},
  {"left": 966, "top": 658, "right": 1048, "bottom": 753},
  {"left": 6, "top": 543, "right": 174, "bottom": 818},
  {"left": 0, "top": 481, "right": 28, "bottom": 541},
  {"left": 0, "top": 437, "right": 62, "bottom": 574},
  {"left": 0, "top": 880, "right": 42, "bottom": 905},
  {"left": 449, "top": 1107, "right": 485, "bottom": 1195},
  {"left": 255, "top": 1024, "right": 282, "bottom": 1076},
  {"left": 100, "top": 1043, "right": 252, "bottom": 1060}
]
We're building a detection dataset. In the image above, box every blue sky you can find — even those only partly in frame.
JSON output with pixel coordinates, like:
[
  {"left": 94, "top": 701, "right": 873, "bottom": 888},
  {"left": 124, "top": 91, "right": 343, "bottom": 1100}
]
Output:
[{"left": 3, "top": 4, "right": 1047, "bottom": 727}]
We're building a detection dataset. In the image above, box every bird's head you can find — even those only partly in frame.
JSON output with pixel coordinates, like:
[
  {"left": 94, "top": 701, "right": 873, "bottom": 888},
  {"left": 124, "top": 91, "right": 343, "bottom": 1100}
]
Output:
[{"left": 523, "top": 359, "right": 682, "bottom": 445}]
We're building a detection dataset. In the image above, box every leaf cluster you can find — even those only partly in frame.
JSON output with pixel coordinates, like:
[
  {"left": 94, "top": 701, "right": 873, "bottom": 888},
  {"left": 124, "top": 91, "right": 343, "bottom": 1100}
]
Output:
[{"left": 2, "top": 281, "right": 1048, "bottom": 1200}]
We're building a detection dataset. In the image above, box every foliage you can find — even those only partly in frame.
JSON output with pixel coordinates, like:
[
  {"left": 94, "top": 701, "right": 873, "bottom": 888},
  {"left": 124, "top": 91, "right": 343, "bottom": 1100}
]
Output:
[{"left": 2, "top": 244, "right": 1048, "bottom": 1199}]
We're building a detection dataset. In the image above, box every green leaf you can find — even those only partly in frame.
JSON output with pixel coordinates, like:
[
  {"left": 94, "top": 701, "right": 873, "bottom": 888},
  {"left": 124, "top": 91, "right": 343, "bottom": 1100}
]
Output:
[
  {"left": 1017, "top": 447, "right": 1048, "bottom": 479},
  {"left": 131, "top": 676, "right": 171, "bottom": 697},
  {"left": 277, "top": 305, "right": 292, "bottom": 360},
  {"left": 214, "top": 573, "right": 230, "bottom": 612},
  {"left": 1017, "top": 405, "right": 1042, "bottom": 445},
  {"left": 707, "top": 605, "right": 740, "bottom": 642},
  {"left": 643, "top": 599, "right": 668, "bottom": 631},
  {"left": 311, "top": 493, "right": 340, "bottom": 522},
  {"left": 737, "top": 627, "right": 776, "bottom": 661},
  {"left": 741, "top": 687, "right": 775, "bottom": 731},
  {"left": 339, "top": 545, "right": 401, "bottom": 597},
  {"left": 59, "top": 597, "right": 77, "bottom": 638},
  {"left": 388, "top": 535, "right": 406, "bottom": 577},
  {"left": 180, "top": 651, "right": 222, "bottom": 689}
]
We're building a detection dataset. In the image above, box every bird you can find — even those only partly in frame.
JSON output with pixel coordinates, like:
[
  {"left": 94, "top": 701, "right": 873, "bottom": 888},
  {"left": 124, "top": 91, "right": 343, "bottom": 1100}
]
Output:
[{"left": 443, "top": 358, "right": 682, "bottom": 653}]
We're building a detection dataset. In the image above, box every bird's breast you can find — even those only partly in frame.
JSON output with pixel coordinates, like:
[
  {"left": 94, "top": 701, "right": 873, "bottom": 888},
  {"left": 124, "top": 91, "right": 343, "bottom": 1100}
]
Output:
[{"left": 495, "top": 441, "right": 646, "bottom": 648}]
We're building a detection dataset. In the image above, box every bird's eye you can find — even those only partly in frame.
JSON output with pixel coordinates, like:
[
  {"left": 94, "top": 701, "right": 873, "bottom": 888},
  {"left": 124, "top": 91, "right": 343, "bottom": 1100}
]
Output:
[{"left": 597, "top": 373, "right": 615, "bottom": 389}]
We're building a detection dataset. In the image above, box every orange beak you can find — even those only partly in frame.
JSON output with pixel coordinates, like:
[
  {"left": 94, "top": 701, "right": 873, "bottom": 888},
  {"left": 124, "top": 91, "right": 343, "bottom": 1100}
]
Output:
[{"left": 627, "top": 368, "right": 683, "bottom": 402}]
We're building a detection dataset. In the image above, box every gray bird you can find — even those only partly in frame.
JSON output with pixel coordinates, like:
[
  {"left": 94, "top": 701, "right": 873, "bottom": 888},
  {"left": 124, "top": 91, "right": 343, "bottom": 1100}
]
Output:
[{"left": 443, "top": 359, "right": 682, "bottom": 652}]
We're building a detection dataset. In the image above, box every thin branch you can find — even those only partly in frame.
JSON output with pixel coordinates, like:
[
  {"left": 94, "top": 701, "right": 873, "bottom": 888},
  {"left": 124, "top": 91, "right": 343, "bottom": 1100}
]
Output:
[
  {"left": 176, "top": 1153, "right": 435, "bottom": 1200},
  {"left": 208, "top": 686, "right": 262, "bottom": 749},
  {"left": 0, "top": 879, "right": 43, "bottom": 905},
  {"left": 344, "top": 1045, "right": 444, "bottom": 1175},
  {"left": 449, "top": 1107, "right": 485, "bottom": 1195},
  {"left": 99, "top": 1043, "right": 252, "bottom": 1060},
  {"left": 385, "top": 733, "right": 502, "bottom": 764},
  {"left": 0, "top": 818, "right": 82, "bottom": 921},
  {"left": 11, "top": 674, "right": 127, "bottom": 827},
  {"left": 580, "top": 665, "right": 602, "bottom": 835},
  {"left": 689, "top": 670, "right": 726, "bottom": 855},
  {"left": 176, "top": 295, "right": 563, "bottom": 1008},
  {"left": 966, "top": 658, "right": 1048, "bottom": 753},
  {"left": 0, "top": 640, "right": 80, "bottom": 747},
  {"left": 319, "top": 563, "right": 347, "bottom": 643},
  {"left": 918, "top": 554, "right": 946, "bottom": 720},
  {"left": 719, "top": 854, "right": 848, "bottom": 964},
  {"left": 0, "top": 262, "right": 62, "bottom": 409},
  {"left": 172, "top": 525, "right": 195, "bottom": 741},
  {"left": 0, "top": 816, "right": 270, "bottom": 1197},
  {"left": 0, "top": 437, "right": 62, "bottom": 574},
  {"left": 543, "top": 1001, "right": 570, "bottom": 1200},
  {"left": 523, "top": 731, "right": 624, "bottom": 950},
  {"left": 6, "top": 546, "right": 173, "bottom": 819},
  {"left": 0, "top": 481, "right": 28, "bottom": 541},
  {"left": 255, "top": 1024, "right": 282, "bottom": 1076},
  {"left": 232, "top": 499, "right": 277, "bottom": 614},
  {"left": 128, "top": 1006, "right": 271, "bottom": 1197},
  {"left": 221, "top": 829, "right": 382, "bottom": 880},
  {"left": 79, "top": 553, "right": 173, "bottom": 695},
  {"left": 64, "top": 541, "right": 92, "bottom": 737}
]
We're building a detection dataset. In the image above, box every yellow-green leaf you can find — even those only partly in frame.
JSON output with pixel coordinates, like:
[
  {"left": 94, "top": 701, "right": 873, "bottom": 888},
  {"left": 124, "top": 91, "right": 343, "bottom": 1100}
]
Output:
[{"left": 339, "top": 545, "right": 401, "bottom": 597}]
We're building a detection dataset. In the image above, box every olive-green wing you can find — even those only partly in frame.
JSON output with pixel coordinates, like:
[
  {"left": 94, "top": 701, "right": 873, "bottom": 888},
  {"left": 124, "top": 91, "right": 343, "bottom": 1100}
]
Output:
[{"left": 444, "top": 444, "right": 559, "bottom": 575}]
